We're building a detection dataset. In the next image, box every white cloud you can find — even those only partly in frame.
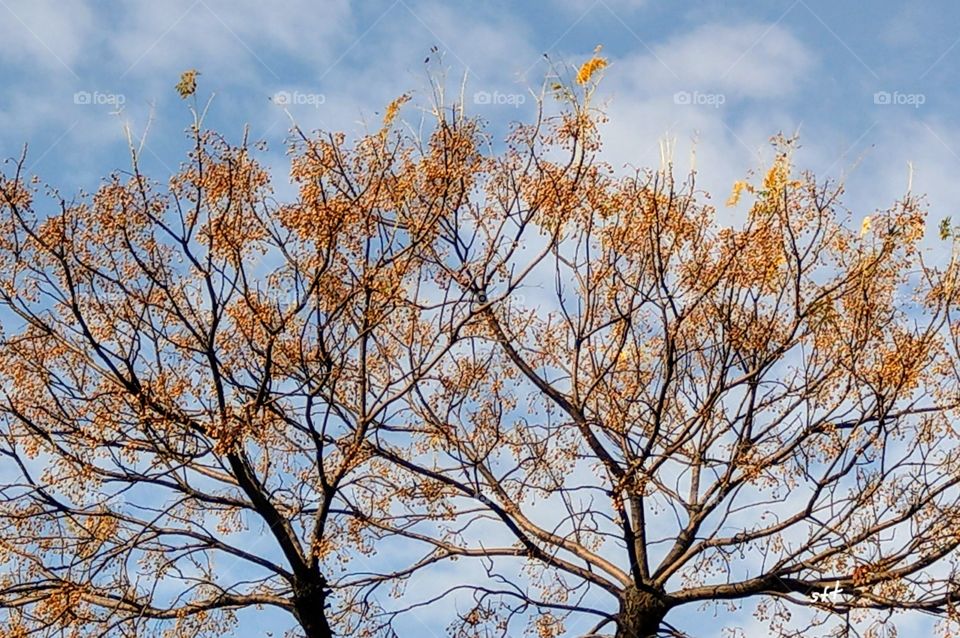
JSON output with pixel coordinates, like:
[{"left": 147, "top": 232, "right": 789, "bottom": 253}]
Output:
[
  {"left": 566, "top": 20, "right": 816, "bottom": 212},
  {"left": 107, "top": 0, "right": 352, "bottom": 80},
  {"left": 617, "top": 21, "right": 815, "bottom": 99},
  {"left": 0, "top": 0, "right": 94, "bottom": 74}
]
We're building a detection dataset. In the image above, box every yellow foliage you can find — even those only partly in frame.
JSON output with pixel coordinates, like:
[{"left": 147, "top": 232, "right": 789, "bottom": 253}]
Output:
[
  {"left": 383, "top": 93, "right": 411, "bottom": 127},
  {"left": 576, "top": 46, "right": 608, "bottom": 85},
  {"left": 763, "top": 153, "right": 791, "bottom": 193},
  {"left": 726, "top": 180, "right": 750, "bottom": 207},
  {"left": 175, "top": 69, "right": 199, "bottom": 99}
]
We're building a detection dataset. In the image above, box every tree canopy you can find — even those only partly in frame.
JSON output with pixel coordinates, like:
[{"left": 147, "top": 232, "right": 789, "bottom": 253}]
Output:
[{"left": 3, "top": 63, "right": 960, "bottom": 638}]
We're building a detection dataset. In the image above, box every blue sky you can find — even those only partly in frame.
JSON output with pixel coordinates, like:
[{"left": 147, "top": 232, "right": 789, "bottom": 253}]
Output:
[
  {"left": 2, "top": 1, "right": 959, "bottom": 636},
  {"left": 4, "top": 0, "right": 960, "bottom": 227}
]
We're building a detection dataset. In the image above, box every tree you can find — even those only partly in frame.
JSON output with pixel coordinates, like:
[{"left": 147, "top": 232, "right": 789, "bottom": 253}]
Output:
[
  {"left": 3, "top": 61, "right": 960, "bottom": 638},
  {"left": 0, "top": 92, "right": 464, "bottom": 637},
  {"left": 392, "top": 132, "right": 960, "bottom": 637}
]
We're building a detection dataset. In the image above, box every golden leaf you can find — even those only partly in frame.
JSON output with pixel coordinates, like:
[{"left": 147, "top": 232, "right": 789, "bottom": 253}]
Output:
[
  {"left": 576, "top": 46, "right": 608, "bottom": 85},
  {"left": 176, "top": 69, "right": 199, "bottom": 99},
  {"left": 383, "top": 94, "right": 411, "bottom": 127},
  {"left": 726, "top": 180, "right": 750, "bottom": 207}
]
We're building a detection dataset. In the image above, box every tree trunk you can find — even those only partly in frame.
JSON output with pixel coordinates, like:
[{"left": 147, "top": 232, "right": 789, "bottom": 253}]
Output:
[
  {"left": 293, "top": 580, "right": 334, "bottom": 638},
  {"left": 615, "top": 584, "right": 668, "bottom": 638}
]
